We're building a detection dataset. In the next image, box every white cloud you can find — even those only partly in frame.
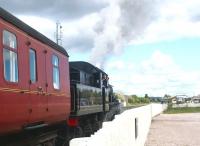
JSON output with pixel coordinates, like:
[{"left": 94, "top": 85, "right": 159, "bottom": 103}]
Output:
[
  {"left": 15, "top": 0, "right": 200, "bottom": 63},
  {"left": 17, "top": 15, "right": 56, "bottom": 40},
  {"left": 0, "top": 0, "right": 108, "bottom": 20},
  {"left": 17, "top": 13, "right": 100, "bottom": 51},
  {"left": 132, "top": 0, "right": 200, "bottom": 44},
  {"left": 107, "top": 51, "right": 200, "bottom": 96},
  {"left": 107, "top": 61, "right": 126, "bottom": 70}
]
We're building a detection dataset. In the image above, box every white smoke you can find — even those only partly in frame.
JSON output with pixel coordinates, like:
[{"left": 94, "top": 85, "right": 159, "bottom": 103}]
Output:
[{"left": 90, "top": 0, "right": 158, "bottom": 69}]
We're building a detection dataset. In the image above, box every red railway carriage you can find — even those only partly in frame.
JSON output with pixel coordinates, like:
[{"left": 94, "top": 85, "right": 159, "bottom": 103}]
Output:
[{"left": 0, "top": 7, "right": 70, "bottom": 135}]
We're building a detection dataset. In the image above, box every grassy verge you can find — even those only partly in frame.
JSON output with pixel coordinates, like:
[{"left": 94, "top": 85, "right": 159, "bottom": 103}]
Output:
[
  {"left": 164, "top": 107, "right": 200, "bottom": 114},
  {"left": 126, "top": 104, "right": 146, "bottom": 108}
]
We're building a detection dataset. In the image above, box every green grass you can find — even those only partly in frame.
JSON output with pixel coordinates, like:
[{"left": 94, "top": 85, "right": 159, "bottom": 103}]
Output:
[{"left": 164, "top": 107, "right": 200, "bottom": 114}]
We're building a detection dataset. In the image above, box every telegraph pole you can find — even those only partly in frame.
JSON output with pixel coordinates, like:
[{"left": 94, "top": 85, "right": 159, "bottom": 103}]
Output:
[{"left": 55, "top": 21, "right": 63, "bottom": 46}]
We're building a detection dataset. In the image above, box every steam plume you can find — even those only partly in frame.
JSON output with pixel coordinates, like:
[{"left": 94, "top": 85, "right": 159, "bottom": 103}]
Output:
[{"left": 90, "top": 0, "right": 157, "bottom": 69}]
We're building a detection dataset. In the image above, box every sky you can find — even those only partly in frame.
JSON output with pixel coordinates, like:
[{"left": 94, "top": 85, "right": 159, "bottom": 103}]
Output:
[{"left": 1, "top": 0, "right": 200, "bottom": 97}]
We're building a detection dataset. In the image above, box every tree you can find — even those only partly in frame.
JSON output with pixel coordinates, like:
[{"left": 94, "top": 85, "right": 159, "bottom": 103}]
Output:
[
  {"left": 145, "top": 94, "right": 149, "bottom": 98},
  {"left": 114, "top": 92, "right": 125, "bottom": 102},
  {"left": 128, "top": 98, "right": 134, "bottom": 104},
  {"left": 164, "top": 94, "right": 171, "bottom": 99}
]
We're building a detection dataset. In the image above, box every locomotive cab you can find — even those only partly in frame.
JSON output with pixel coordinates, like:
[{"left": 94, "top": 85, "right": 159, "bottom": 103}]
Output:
[{"left": 69, "top": 61, "right": 109, "bottom": 116}]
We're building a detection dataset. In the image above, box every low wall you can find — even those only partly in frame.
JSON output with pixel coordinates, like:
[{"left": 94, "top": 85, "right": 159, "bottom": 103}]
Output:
[{"left": 70, "top": 104, "right": 167, "bottom": 146}]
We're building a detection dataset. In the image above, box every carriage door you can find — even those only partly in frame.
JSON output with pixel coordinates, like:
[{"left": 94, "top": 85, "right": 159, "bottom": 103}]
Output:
[{"left": 28, "top": 45, "right": 48, "bottom": 125}]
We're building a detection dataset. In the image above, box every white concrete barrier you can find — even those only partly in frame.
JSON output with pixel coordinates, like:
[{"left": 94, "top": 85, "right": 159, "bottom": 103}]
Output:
[
  {"left": 70, "top": 103, "right": 167, "bottom": 146},
  {"left": 151, "top": 103, "right": 167, "bottom": 117}
]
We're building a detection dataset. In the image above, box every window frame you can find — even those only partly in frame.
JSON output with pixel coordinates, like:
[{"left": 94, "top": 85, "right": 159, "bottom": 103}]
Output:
[
  {"left": 29, "top": 48, "right": 37, "bottom": 84},
  {"left": 52, "top": 54, "right": 60, "bottom": 90},
  {"left": 3, "top": 30, "right": 17, "bottom": 50},
  {"left": 2, "top": 29, "right": 19, "bottom": 83}
]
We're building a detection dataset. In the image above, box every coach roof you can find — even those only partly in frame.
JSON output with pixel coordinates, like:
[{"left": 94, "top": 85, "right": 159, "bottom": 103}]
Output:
[{"left": 0, "top": 7, "right": 69, "bottom": 57}]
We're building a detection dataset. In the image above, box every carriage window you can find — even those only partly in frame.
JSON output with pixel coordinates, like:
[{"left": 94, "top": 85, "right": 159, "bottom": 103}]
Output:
[
  {"left": 3, "top": 49, "right": 18, "bottom": 82},
  {"left": 3, "top": 30, "right": 17, "bottom": 49},
  {"left": 29, "top": 49, "right": 37, "bottom": 83},
  {"left": 3, "top": 30, "right": 18, "bottom": 83},
  {"left": 52, "top": 55, "right": 60, "bottom": 89}
]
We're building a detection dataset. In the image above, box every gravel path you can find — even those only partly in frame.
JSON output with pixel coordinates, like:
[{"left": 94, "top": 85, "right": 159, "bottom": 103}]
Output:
[{"left": 145, "top": 113, "right": 200, "bottom": 146}]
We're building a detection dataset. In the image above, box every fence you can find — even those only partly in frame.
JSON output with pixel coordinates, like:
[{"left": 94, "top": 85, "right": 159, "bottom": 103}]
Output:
[{"left": 70, "top": 103, "right": 167, "bottom": 146}]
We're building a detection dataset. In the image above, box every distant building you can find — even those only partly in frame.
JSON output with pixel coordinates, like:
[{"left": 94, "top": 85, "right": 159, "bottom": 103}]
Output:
[
  {"left": 192, "top": 95, "right": 200, "bottom": 103},
  {"left": 176, "top": 95, "right": 191, "bottom": 104},
  {"left": 171, "top": 97, "right": 177, "bottom": 104}
]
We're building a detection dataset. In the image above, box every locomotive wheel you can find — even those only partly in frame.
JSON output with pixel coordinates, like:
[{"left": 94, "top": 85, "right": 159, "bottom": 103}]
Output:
[
  {"left": 60, "top": 126, "right": 83, "bottom": 146},
  {"left": 92, "top": 119, "right": 101, "bottom": 132},
  {"left": 98, "top": 121, "right": 103, "bottom": 129},
  {"left": 61, "top": 140, "right": 69, "bottom": 146},
  {"left": 44, "top": 141, "right": 55, "bottom": 146},
  {"left": 74, "top": 126, "right": 84, "bottom": 138},
  {"left": 83, "top": 122, "right": 93, "bottom": 137}
]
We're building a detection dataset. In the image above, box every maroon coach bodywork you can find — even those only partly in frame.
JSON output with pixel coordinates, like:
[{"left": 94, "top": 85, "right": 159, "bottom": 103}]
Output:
[{"left": 0, "top": 8, "right": 70, "bottom": 135}]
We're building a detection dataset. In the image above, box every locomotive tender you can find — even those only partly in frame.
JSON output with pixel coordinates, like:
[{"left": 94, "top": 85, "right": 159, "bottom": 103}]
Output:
[{"left": 0, "top": 7, "right": 119, "bottom": 146}]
